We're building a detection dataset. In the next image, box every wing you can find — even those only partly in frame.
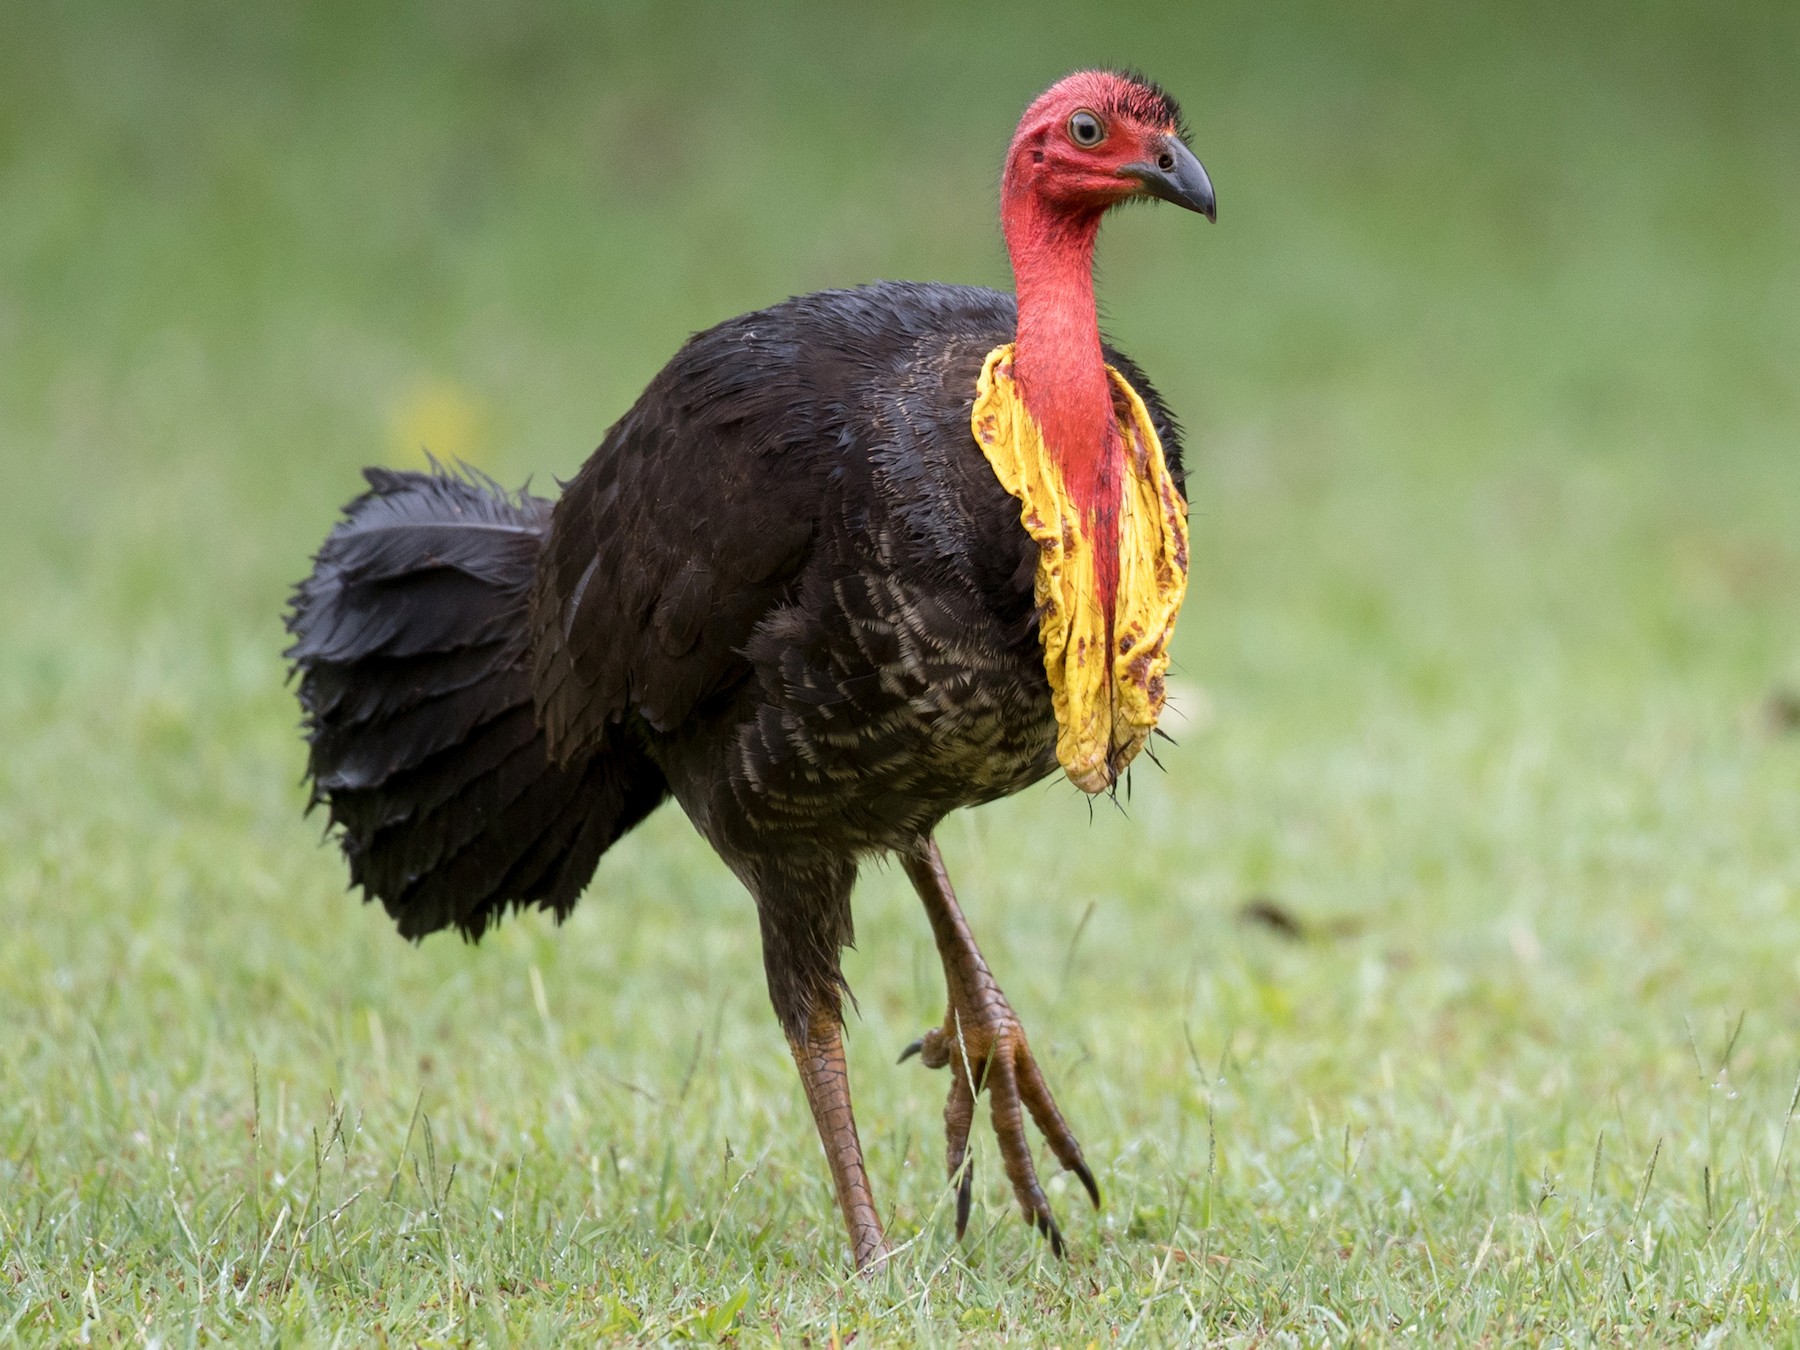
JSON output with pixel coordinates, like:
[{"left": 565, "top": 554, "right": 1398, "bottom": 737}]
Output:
[
  {"left": 526, "top": 286, "right": 975, "bottom": 761},
  {"left": 529, "top": 348, "right": 828, "bottom": 760}
]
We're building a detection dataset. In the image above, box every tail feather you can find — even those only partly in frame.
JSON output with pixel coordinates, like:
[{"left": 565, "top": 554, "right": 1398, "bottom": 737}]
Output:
[
  {"left": 347, "top": 720, "right": 551, "bottom": 895},
  {"left": 308, "top": 468, "right": 547, "bottom": 588},
  {"left": 302, "top": 642, "right": 512, "bottom": 726},
  {"left": 287, "top": 463, "right": 667, "bottom": 939},
  {"left": 387, "top": 758, "right": 599, "bottom": 938},
  {"left": 290, "top": 567, "right": 528, "bottom": 665},
  {"left": 305, "top": 663, "right": 524, "bottom": 791},
  {"left": 381, "top": 748, "right": 664, "bottom": 941},
  {"left": 320, "top": 707, "right": 542, "bottom": 834}
]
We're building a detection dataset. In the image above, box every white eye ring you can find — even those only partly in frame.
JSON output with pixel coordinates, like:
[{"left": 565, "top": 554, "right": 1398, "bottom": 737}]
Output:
[{"left": 1067, "top": 110, "right": 1105, "bottom": 147}]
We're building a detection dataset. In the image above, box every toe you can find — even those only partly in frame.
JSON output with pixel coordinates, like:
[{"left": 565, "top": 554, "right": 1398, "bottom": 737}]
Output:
[
  {"left": 986, "top": 1053, "right": 1064, "bottom": 1255},
  {"left": 944, "top": 1068, "right": 977, "bottom": 1240},
  {"left": 1015, "top": 1044, "right": 1101, "bottom": 1208},
  {"left": 901, "top": 1025, "right": 953, "bottom": 1070}
]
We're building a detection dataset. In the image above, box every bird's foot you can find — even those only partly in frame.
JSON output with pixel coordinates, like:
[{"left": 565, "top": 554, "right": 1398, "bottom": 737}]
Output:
[{"left": 900, "top": 994, "right": 1099, "bottom": 1255}]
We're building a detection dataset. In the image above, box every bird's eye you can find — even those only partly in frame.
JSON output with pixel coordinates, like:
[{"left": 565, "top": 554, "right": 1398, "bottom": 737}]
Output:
[{"left": 1067, "top": 110, "right": 1104, "bottom": 147}]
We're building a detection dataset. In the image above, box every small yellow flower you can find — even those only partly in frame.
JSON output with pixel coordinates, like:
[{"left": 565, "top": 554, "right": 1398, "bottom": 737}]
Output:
[{"left": 385, "top": 378, "right": 489, "bottom": 469}]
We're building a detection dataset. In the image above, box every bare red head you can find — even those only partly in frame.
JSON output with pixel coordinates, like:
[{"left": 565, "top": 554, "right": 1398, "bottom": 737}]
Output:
[{"left": 1001, "top": 70, "right": 1214, "bottom": 227}]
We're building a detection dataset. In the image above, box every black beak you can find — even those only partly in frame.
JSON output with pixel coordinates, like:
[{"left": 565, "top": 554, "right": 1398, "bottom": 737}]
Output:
[{"left": 1119, "top": 137, "right": 1216, "bottom": 222}]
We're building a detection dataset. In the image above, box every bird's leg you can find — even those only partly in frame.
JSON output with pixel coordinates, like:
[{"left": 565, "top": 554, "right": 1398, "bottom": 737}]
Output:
[
  {"left": 788, "top": 1002, "right": 890, "bottom": 1271},
  {"left": 898, "top": 838, "right": 1099, "bottom": 1254}
]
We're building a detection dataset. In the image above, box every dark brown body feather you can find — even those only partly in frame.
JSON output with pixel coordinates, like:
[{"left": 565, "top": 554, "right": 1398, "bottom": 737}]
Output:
[{"left": 288, "top": 280, "right": 1182, "bottom": 1033}]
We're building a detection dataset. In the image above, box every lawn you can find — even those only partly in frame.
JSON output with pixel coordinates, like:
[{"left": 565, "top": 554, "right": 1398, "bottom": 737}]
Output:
[{"left": 3, "top": 1, "right": 1799, "bottom": 1343}]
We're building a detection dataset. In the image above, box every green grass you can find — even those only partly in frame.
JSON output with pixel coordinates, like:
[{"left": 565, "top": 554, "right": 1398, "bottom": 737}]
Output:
[{"left": 4, "top": 1, "right": 1800, "bottom": 1342}]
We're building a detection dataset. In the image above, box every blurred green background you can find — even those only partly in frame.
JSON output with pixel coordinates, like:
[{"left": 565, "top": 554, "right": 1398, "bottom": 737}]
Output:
[{"left": 3, "top": 1, "right": 1798, "bottom": 1342}]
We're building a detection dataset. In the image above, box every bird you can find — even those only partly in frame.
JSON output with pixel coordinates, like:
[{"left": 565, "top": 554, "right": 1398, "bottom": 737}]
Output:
[{"left": 286, "top": 69, "right": 1214, "bottom": 1270}]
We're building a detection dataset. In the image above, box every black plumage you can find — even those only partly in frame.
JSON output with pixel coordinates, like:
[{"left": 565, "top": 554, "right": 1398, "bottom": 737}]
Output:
[{"left": 288, "top": 68, "right": 1212, "bottom": 1269}]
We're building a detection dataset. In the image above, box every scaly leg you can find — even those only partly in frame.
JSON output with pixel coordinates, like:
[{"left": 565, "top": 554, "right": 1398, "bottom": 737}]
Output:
[
  {"left": 788, "top": 1003, "right": 890, "bottom": 1271},
  {"left": 898, "top": 838, "right": 1099, "bottom": 1254}
]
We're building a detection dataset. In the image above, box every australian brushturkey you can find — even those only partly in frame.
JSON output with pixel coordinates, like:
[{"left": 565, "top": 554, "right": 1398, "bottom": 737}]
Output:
[{"left": 287, "top": 69, "right": 1214, "bottom": 1269}]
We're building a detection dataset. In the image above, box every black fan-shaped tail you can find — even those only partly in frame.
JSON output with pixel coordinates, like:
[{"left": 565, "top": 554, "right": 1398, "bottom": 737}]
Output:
[{"left": 286, "top": 464, "right": 666, "bottom": 940}]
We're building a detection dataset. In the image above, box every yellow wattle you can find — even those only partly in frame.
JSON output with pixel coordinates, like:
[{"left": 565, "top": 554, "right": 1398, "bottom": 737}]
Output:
[{"left": 970, "top": 344, "right": 1190, "bottom": 793}]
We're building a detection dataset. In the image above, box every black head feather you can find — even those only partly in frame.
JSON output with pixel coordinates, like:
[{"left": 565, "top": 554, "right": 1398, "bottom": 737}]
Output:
[{"left": 1100, "top": 68, "right": 1191, "bottom": 143}]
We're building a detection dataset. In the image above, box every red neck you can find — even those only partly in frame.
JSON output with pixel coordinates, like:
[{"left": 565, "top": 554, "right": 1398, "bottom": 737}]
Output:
[{"left": 1001, "top": 166, "right": 1123, "bottom": 614}]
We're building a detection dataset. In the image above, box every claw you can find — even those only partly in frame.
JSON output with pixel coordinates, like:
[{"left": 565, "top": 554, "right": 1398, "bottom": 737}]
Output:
[
  {"left": 1036, "top": 1211, "right": 1066, "bottom": 1259},
  {"left": 897, "top": 1038, "right": 924, "bottom": 1065},
  {"left": 1073, "top": 1158, "right": 1101, "bottom": 1209},
  {"left": 955, "top": 1159, "right": 974, "bottom": 1239}
]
